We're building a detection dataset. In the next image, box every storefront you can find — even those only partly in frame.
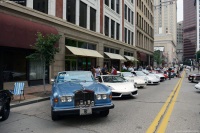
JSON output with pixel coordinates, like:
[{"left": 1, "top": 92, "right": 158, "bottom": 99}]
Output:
[
  {"left": 65, "top": 38, "right": 103, "bottom": 71},
  {"left": 0, "top": 12, "right": 58, "bottom": 88},
  {"left": 137, "top": 52, "right": 148, "bottom": 67},
  {"left": 104, "top": 52, "right": 126, "bottom": 71}
]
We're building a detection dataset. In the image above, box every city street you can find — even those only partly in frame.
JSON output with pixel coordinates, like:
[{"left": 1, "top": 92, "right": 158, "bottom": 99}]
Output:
[{"left": 1, "top": 72, "right": 200, "bottom": 133}]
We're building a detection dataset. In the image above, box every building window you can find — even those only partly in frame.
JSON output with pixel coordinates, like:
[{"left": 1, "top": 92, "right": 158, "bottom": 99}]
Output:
[
  {"left": 79, "top": 1, "right": 87, "bottom": 28},
  {"left": 90, "top": 7, "right": 96, "bottom": 31},
  {"left": 128, "top": 30, "right": 130, "bottom": 44},
  {"left": 10, "top": 0, "right": 26, "bottom": 6},
  {"left": 116, "top": 0, "right": 120, "bottom": 14},
  {"left": 105, "top": 16, "right": 109, "bottom": 36},
  {"left": 105, "top": 0, "right": 109, "bottom": 6},
  {"left": 66, "top": 0, "right": 76, "bottom": 24},
  {"left": 131, "top": 11, "right": 134, "bottom": 25},
  {"left": 128, "top": 8, "right": 130, "bottom": 22},
  {"left": 125, "top": 5, "right": 127, "bottom": 20},
  {"left": 33, "top": 0, "right": 48, "bottom": 14},
  {"left": 111, "top": 20, "right": 115, "bottom": 39},
  {"left": 131, "top": 32, "right": 134, "bottom": 45},
  {"left": 125, "top": 28, "right": 127, "bottom": 43},
  {"left": 111, "top": 0, "right": 115, "bottom": 10},
  {"left": 116, "top": 23, "right": 120, "bottom": 40}
]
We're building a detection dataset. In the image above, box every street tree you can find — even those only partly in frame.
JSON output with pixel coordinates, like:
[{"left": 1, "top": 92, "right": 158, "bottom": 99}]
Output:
[
  {"left": 196, "top": 50, "right": 200, "bottom": 62},
  {"left": 153, "top": 50, "right": 163, "bottom": 67},
  {"left": 27, "top": 32, "right": 61, "bottom": 93}
]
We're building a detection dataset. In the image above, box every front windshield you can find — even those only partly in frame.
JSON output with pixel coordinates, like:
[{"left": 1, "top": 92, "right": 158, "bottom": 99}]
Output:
[
  {"left": 103, "top": 76, "right": 126, "bottom": 83},
  {"left": 135, "top": 71, "right": 146, "bottom": 76},
  {"left": 57, "top": 71, "right": 94, "bottom": 83},
  {"left": 122, "top": 72, "right": 133, "bottom": 77}
]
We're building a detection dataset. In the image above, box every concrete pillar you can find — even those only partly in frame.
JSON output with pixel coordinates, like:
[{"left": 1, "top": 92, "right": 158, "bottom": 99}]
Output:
[
  {"left": 120, "top": 48, "right": 125, "bottom": 71},
  {"left": 87, "top": 5, "right": 90, "bottom": 30},
  {"left": 63, "top": 0, "right": 66, "bottom": 20},
  {"left": 76, "top": 0, "right": 80, "bottom": 26},
  {"left": 51, "top": 33, "right": 65, "bottom": 78},
  {"left": 26, "top": 0, "right": 33, "bottom": 8},
  {"left": 97, "top": 42, "right": 104, "bottom": 68},
  {"left": 134, "top": 50, "right": 138, "bottom": 67},
  {"left": 48, "top": 0, "right": 56, "bottom": 16}
]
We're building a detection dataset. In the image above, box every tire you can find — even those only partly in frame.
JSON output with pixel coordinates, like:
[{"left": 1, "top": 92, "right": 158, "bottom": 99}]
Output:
[
  {"left": 0, "top": 103, "right": 10, "bottom": 121},
  {"left": 99, "top": 110, "right": 109, "bottom": 117},
  {"left": 51, "top": 108, "right": 59, "bottom": 121}
]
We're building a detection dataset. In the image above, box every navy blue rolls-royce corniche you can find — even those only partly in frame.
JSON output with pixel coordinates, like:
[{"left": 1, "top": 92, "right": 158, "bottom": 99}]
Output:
[{"left": 50, "top": 71, "right": 114, "bottom": 121}]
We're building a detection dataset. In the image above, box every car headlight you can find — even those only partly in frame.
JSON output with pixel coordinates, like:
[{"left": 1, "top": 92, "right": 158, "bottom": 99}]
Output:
[
  {"left": 60, "top": 96, "right": 72, "bottom": 102},
  {"left": 96, "top": 94, "right": 107, "bottom": 100},
  {"left": 102, "top": 94, "right": 107, "bottom": 99},
  {"left": 96, "top": 94, "right": 101, "bottom": 100}
]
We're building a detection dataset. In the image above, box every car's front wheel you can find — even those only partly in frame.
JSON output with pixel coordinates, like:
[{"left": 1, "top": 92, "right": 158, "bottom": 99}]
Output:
[
  {"left": 51, "top": 108, "right": 59, "bottom": 121},
  {"left": 99, "top": 110, "right": 109, "bottom": 117},
  {"left": 0, "top": 103, "right": 10, "bottom": 121}
]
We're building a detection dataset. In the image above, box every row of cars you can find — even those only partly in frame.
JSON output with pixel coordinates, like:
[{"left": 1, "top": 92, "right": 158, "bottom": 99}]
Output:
[
  {"left": 0, "top": 70, "right": 167, "bottom": 121},
  {"left": 50, "top": 70, "right": 167, "bottom": 121}
]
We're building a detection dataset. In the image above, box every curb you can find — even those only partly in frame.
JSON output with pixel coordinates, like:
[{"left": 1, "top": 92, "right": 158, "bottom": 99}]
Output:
[{"left": 11, "top": 97, "right": 50, "bottom": 108}]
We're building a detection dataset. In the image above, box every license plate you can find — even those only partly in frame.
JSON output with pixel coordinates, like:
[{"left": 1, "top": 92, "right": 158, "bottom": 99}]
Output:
[{"left": 80, "top": 107, "right": 92, "bottom": 115}]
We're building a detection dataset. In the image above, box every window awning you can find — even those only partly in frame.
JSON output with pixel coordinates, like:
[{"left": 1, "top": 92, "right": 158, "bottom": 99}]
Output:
[
  {"left": 104, "top": 52, "right": 126, "bottom": 60},
  {"left": 0, "top": 12, "right": 58, "bottom": 49},
  {"left": 124, "top": 56, "right": 138, "bottom": 61},
  {"left": 66, "top": 46, "right": 103, "bottom": 58}
]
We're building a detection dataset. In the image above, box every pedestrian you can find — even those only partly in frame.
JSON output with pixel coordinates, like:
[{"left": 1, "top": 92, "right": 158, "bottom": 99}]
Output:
[
  {"left": 91, "top": 66, "right": 96, "bottom": 77},
  {"left": 101, "top": 64, "right": 108, "bottom": 75},
  {"left": 168, "top": 67, "right": 172, "bottom": 80},
  {"left": 95, "top": 66, "right": 101, "bottom": 77},
  {"left": 177, "top": 67, "right": 180, "bottom": 78},
  {"left": 111, "top": 66, "right": 117, "bottom": 75}
]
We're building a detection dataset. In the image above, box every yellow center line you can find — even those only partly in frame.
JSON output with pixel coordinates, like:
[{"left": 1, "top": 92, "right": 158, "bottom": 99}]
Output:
[{"left": 146, "top": 71, "right": 185, "bottom": 133}]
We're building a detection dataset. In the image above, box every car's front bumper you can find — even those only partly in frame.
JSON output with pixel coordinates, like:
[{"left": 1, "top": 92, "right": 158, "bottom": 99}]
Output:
[
  {"left": 135, "top": 83, "right": 147, "bottom": 88},
  {"left": 112, "top": 90, "right": 138, "bottom": 98},
  {"left": 52, "top": 104, "right": 114, "bottom": 115}
]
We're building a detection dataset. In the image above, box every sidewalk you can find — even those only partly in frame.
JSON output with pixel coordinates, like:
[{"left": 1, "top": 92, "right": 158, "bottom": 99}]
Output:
[{"left": 10, "top": 84, "right": 52, "bottom": 108}]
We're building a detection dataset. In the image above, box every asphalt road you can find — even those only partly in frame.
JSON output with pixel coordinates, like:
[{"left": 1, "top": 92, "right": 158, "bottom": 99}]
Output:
[{"left": 1, "top": 72, "right": 200, "bottom": 133}]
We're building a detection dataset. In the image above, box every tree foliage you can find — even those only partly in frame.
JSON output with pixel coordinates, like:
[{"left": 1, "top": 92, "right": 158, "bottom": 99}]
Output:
[
  {"left": 27, "top": 32, "right": 61, "bottom": 65},
  {"left": 27, "top": 32, "right": 61, "bottom": 93},
  {"left": 153, "top": 50, "right": 163, "bottom": 66},
  {"left": 197, "top": 50, "right": 200, "bottom": 61}
]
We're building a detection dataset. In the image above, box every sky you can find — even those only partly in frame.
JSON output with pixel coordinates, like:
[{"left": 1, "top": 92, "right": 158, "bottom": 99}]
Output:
[{"left": 177, "top": 0, "right": 183, "bottom": 22}]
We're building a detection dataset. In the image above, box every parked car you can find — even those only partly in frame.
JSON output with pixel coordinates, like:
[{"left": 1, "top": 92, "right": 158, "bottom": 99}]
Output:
[
  {"left": 133, "top": 71, "right": 160, "bottom": 85},
  {"left": 97, "top": 75, "right": 138, "bottom": 98},
  {"left": 188, "top": 73, "right": 200, "bottom": 83},
  {"left": 150, "top": 71, "right": 165, "bottom": 82},
  {"left": 50, "top": 71, "right": 114, "bottom": 121},
  {"left": 194, "top": 82, "right": 200, "bottom": 90},
  {"left": 120, "top": 72, "right": 147, "bottom": 88},
  {"left": 0, "top": 90, "right": 13, "bottom": 121}
]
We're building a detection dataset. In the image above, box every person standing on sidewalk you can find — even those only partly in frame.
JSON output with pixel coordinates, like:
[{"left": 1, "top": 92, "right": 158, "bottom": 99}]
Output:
[{"left": 168, "top": 67, "right": 172, "bottom": 80}]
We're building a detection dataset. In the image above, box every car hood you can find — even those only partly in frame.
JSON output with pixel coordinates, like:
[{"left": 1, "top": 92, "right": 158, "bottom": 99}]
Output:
[
  {"left": 124, "top": 77, "right": 146, "bottom": 83},
  {"left": 56, "top": 82, "right": 109, "bottom": 95}
]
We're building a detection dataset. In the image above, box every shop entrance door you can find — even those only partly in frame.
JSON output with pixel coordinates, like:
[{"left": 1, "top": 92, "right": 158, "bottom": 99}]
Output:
[{"left": 65, "top": 59, "right": 77, "bottom": 71}]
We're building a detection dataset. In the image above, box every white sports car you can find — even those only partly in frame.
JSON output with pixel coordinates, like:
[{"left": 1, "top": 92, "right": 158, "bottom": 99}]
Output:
[
  {"left": 132, "top": 71, "right": 160, "bottom": 85},
  {"left": 194, "top": 82, "right": 200, "bottom": 90},
  {"left": 97, "top": 75, "right": 138, "bottom": 98},
  {"left": 120, "top": 72, "right": 147, "bottom": 88},
  {"left": 142, "top": 70, "right": 165, "bottom": 82}
]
